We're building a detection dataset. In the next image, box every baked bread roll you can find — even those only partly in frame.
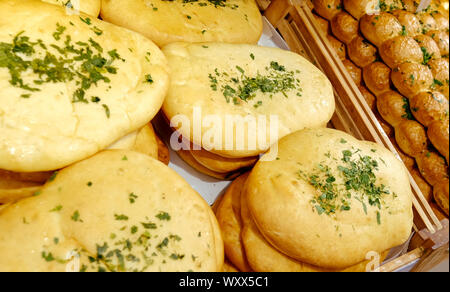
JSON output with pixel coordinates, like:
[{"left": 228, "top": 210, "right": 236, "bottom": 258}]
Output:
[
  {"left": 313, "top": 0, "right": 343, "bottom": 21},
  {"left": 343, "top": 0, "right": 379, "bottom": 19},
  {"left": 414, "top": 35, "right": 441, "bottom": 61},
  {"left": 428, "top": 58, "right": 450, "bottom": 98},
  {"left": 417, "top": 12, "right": 438, "bottom": 34},
  {"left": 342, "top": 59, "right": 362, "bottom": 85},
  {"left": 432, "top": 12, "right": 450, "bottom": 31},
  {"left": 391, "top": 10, "right": 422, "bottom": 37},
  {"left": 42, "top": 0, "right": 101, "bottom": 16},
  {"left": 100, "top": 0, "right": 263, "bottom": 47},
  {"left": 358, "top": 85, "right": 376, "bottom": 110},
  {"left": 395, "top": 120, "right": 428, "bottom": 157},
  {"left": 377, "top": 91, "right": 411, "bottom": 127},
  {"left": 376, "top": 112, "right": 395, "bottom": 137},
  {"left": 416, "top": 151, "right": 449, "bottom": 186},
  {"left": 428, "top": 119, "right": 450, "bottom": 164},
  {"left": 0, "top": 150, "right": 223, "bottom": 272},
  {"left": 379, "top": 36, "right": 423, "bottom": 69},
  {"left": 162, "top": 43, "right": 335, "bottom": 158},
  {"left": 399, "top": 0, "right": 417, "bottom": 12},
  {"left": 347, "top": 36, "right": 378, "bottom": 67},
  {"left": 427, "top": 30, "right": 450, "bottom": 57},
  {"left": 363, "top": 62, "right": 392, "bottom": 96},
  {"left": 360, "top": 12, "right": 403, "bottom": 47},
  {"left": 331, "top": 11, "right": 359, "bottom": 44},
  {"left": 314, "top": 13, "right": 330, "bottom": 35},
  {"left": 245, "top": 128, "right": 413, "bottom": 269},
  {"left": 410, "top": 167, "right": 433, "bottom": 202},
  {"left": 0, "top": 0, "right": 169, "bottom": 173},
  {"left": 392, "top": 139, "right": 416, "bottom": 171},
  {"left": 433, "top": 179, "right": 449, "bottom": 216},
  {"left": 391, "top": 63, "right": 433, "bottom": 98},
  {"left": 409, "top": 91, "right": 449, "bottom": 127},
  {"left": 327, "top": 35, "right": 347, "bottom": 60}
]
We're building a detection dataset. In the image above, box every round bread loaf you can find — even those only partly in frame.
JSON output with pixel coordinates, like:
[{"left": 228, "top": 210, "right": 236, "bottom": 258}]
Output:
[
  {"left": 409, "top": 91, "right": 449, "bottom": 127},
  {"left": 216, "top": 173, "right": 252, "bottom": 272},
  {"left": 343, "top": 0, "right": 379, "bottom": 19},
  {"left": 432, "top": 12, "right": 450, "bottom": 31},
  {"left": 416, "top": 151, "right": 449, "bottom": 186},
  {"left": 162, "top": 43, "right": 335, "bottom": 158},
  {"left": 410, "top": 167, "right": 433, "bottom": 202},
  {"left": 360, "top": 12, "right": 403, "bottom": 48},
  {"left": 391, "top": 63, "right": 434, "bottom": 98},
  {"left": 391, "top": 10, "right": 422, "bottom": 37},
  {"left": 358, "top": 85, "right": 376, "bottom": 110},
  {"left": 427, "top": 30, "right": 450, "bottom": 57},
  {"left": 377, "top": 91, "right": 411, "bottom": 127},
  {"left": 245, "top": 128, "right": 413, "bottom": 269},
  {"left": 313, "top": 0, "right": 343, "bottom": 21},
  {"left": 399, "top": 0, "right": 417, "bottom": 12},
  {"left": 379, "top": 36, "right": 423, "bottom": 69},
  {"left": 314, "top": 13, "right": 330, "bottom": 35},
  {"left": 417, "top": 12, "right": 438, "bottom": 33},
  {"left": 0, "top": 150, "right": 222, "bottom": 272},
  {"left": 0, "top": 0, "right": 169, "bottom": 173},
  {"left": 342, "top": 59, "right": 362, "bottom": 85},
  {"left": 363, "top": 62, "right": 392, "bottom": 96},
  {"left": 433, "top": 179, "right": 449, "bottom": 216},
  {"left": 191, "top": 149, "right": 258, "bottom": 173},
  {"left": 347, "top": 36, "right": 378, "bottom": 67},
  {"left": 415, "top": 34, "right": 442, "bottom": 61},
  {"left": 42, "top": 0, "right": 101, "bottom": 16},
  {"left": 331, "top": 12, "right": 359, "bottom": 44},
  {"left": 327, "top": 35, "right": 347, "bottom": 61},
  {"left": 376, "top": 112, "right": 395, "bottom": 137},
  {"left": 100, "top": 0, "right": 263, "bottom": 47},
  {"left": 392, "top": 139, "right": 415, "bottom": 171},
  {"left": 428, "top": 119, "right": 449, "bottom": 164},
  {"left": 395, "top": 120, "right": 428, "bottom": 157},
  {"left": 428, "top": 58, "right": 449, "bottom": 99}
]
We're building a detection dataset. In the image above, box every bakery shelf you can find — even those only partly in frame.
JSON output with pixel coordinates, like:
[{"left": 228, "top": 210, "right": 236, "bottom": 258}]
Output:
[{"left": 263, "top": 0, "right": 449, "bottom": 272}]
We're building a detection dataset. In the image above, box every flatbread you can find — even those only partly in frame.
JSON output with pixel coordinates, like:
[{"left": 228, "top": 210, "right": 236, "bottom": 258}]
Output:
[
  {"left": 42, "top": 0, "right": 101, "bottom": 16},
  {"left": 191, "top": 148, "right": 258, "bottom": 173},
  {"left": 241, "top": 181, "right": 388, "bottom": 272},
  {"left": 100, "top": 0, "right": 263, "bottom": 47},
  {"left": 216, "top": 173, "right": 252, "bottom": 272},
  {"left": 0, "top": 124, "right": 161, "bottom": 204},
  {"left": 0, "top": 150, "right": 220, "bottom": 272},
  {"left": 245, "top": 128, "right": 413, "bottom": 269},
  {"left": 176, "top": 150, "right": 241, "bottom": 180},
  {"left": 0, "top": 0, "right": 169, "bottom": 172},
  {"left": 162, "top": 43, "right": 334, "bottom": 158}
]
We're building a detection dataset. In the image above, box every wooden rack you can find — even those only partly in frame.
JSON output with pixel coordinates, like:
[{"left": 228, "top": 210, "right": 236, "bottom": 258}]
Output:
[{"left": 263, "top": 0, "right": 449, "bottom": 272}]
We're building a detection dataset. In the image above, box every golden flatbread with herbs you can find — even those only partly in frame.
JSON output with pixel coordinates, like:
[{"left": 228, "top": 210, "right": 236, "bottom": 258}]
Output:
[
  {"left": 42, "top": 0, "right": 101, "bottom": 16},
  {"left": 0, "top": 0, "right": 169, "bottom": 173},
  {"left": 245, "top": 128, "right": 413, "bottom": 269},
  {"left": 100, "top": 0, "right": 263, "bottom": 47},
  {"left": 162, "top": 43, "right": 335, "bottom": 158},
  {"left": 0, "top": 124, "right": 162, "bottom": 205},
  {"left": 0, "top": 150, "right": 222, "bottom": 272}
]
